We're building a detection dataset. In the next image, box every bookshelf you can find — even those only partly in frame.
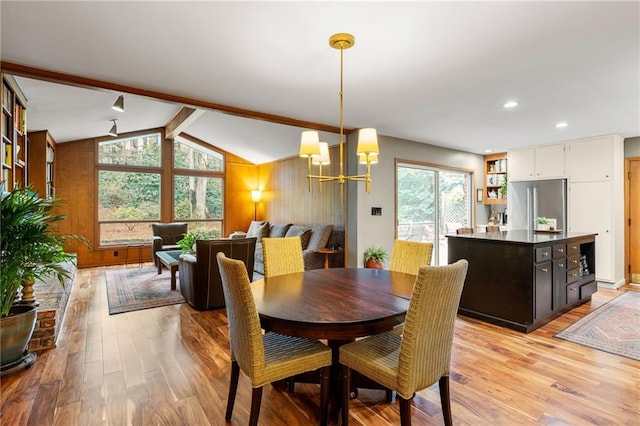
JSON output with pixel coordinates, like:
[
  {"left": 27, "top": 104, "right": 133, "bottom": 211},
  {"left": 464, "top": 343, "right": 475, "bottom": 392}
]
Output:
[
  {"left": 483, "top": 152, "right": 507, "bottom": 205},
  {"left": 28, "top": 130, "right": 56, "bottom": 198},
  {"left": 1, "top": 74, "right": 28, "bottom": 192}
]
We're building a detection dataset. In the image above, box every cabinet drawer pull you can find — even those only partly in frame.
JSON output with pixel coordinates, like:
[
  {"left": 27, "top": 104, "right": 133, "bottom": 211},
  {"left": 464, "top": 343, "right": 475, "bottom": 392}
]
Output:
[
  {"left": 570, "top": 245, "right": 578, "bottom": 250},
  {"left": 559, "top": 263, "right": 564, "bottom": 267},
  {"left": 570, "top": 287, "right": 577, "bottom": 292},
  {"left": 572, "top": 259, "right": 578, "bottom": 264},
  {"left": 543, "top": 252, "right": 549, "bottom": 257},
  {"left": 571, "top": 273, "right": 578, "bottom": 278},
  {"left": 558, "top": 248, "right": 564, "bottom": 253},
  {"left": 542, "top": 268, "right": 549, "bottom": 273}
]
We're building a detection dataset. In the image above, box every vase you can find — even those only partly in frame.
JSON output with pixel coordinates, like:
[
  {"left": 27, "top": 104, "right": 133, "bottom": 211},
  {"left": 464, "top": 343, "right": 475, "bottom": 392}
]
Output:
[
  {"left": 0, "top": 304, "right": 38, "bottom": 376},
  {"left": 365, "top": 259, "right": 383, "bottom": 269}
]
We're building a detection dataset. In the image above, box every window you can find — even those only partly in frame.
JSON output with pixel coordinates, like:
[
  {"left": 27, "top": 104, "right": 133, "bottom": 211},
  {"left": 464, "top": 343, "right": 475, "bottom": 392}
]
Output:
[
  {"left": 97, "top": 132, "right": 226, "bottom": 246},
  {"left": 173, "top": 136, "right": 224, "bottom": 238},
  {"left": 396, "top": 162, "right": 473, "bottom": 265},
  {"left": 97, "top": 133, "right": 162, "bottom": 245}
]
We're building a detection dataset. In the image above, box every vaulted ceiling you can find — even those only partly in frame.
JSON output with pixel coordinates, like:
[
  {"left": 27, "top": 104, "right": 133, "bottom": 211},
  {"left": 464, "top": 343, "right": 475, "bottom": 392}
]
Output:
[{"left": 1, "top": 1, "right": 638, "bottom": 164}]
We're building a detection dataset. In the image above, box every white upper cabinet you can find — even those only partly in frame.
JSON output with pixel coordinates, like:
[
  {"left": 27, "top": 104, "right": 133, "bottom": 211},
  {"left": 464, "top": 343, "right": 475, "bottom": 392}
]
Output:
[
  {"left": 507, "top": 147, "right": 535, "bottom": 181},
  {"left": 565, "top": 135, "right": 620, "bottom": 182},
  {"left": 534, "top": 144, "right": 565, "bottom": 179},
  {"left": 508, "top": 143, "right": 565, "bottom": 181}
]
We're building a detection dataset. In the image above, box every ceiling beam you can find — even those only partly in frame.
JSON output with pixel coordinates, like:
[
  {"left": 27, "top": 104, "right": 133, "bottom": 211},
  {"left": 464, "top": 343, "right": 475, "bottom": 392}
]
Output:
[
  {"left": 0, "top": 60, "right": 350, "bottom": 135},
  {"left": 165, "top": 107, "right": 205, "bottom": 140}
]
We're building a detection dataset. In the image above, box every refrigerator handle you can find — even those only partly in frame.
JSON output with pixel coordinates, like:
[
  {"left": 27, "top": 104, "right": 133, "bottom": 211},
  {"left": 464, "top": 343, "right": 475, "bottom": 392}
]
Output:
[
  {"left": 532, "top": 187, "right": 539, "bottom": 230},
  {"left": 527, "top": 187, "right": 532, "bottom": 231}
]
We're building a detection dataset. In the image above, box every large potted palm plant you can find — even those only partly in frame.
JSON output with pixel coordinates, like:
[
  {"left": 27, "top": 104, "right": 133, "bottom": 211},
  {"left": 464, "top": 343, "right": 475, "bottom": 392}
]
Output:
[{"left": 1, "top": 186, "right": 79, "bottom": 375}]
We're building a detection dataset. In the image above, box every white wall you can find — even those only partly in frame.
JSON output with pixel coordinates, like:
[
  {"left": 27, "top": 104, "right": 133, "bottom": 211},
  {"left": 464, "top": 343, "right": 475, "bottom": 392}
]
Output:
[{"left": 346, "top": 133, "right": 484, "bottom": 267}]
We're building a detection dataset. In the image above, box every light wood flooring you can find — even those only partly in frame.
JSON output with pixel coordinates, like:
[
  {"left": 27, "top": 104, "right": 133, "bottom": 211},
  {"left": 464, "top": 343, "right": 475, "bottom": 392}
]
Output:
[{"left": 1, "top": 266, "right": 638, "bottom": 425}]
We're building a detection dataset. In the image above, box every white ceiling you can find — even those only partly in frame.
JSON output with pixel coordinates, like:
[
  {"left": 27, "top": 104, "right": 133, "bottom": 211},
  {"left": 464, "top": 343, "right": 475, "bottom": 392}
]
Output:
[{"left": 1, "top": 1, "right": 639, "bottom": 164}]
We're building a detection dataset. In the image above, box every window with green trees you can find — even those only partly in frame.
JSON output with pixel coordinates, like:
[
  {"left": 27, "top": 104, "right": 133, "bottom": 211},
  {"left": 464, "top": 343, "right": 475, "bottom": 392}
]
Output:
[{"left": 97, "top": 132, "right": 225, "bottom": 245}]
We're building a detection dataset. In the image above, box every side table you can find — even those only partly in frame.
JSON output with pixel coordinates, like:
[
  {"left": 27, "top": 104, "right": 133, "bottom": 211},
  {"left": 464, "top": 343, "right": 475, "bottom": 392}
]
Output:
[{"left": 314, "top": 248, "right": 341, "bottom": 269}]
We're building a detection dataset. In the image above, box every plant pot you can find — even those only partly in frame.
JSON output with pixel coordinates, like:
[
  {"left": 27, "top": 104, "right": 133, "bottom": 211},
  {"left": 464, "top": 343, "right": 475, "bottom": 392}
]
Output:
[
  {"left": 0, "top": 304, "right": 38, "bottom": 376},
  {"left": 365, "top": 259, "right": 384, "bottom": 269}
]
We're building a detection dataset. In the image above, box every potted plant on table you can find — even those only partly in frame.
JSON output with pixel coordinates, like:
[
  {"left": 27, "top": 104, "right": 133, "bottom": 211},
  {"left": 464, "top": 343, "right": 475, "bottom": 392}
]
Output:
[
  {"left": 363, "top": 246, "right": 388, "bottom": 269},
  {"left": 1, "top": 186, "right": 83, "bottom": 375},
  {"left": 177, "top": 232, "right": 201, "bottom": 254},
  {"left": 536, "top": 217, "right": 550, "bottom": 231}
]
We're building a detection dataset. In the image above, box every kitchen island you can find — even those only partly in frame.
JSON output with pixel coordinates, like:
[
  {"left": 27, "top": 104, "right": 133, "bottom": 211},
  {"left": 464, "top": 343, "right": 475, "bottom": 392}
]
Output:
[{"left": 448, "top": 230, "right": 597, "bottom": 333}]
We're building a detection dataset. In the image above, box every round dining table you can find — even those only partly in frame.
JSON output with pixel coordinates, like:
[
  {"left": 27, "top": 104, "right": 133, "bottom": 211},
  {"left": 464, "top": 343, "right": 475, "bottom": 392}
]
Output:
[{"left": 251, "top": 267, "right": 417, "bottom": 418}]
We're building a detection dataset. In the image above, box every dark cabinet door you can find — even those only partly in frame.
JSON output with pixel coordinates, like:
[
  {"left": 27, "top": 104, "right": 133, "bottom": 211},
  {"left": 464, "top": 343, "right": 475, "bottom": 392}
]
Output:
[
  {"left": 535, "top": 261, "right": 553, "bottom": 320},
  {"left": 552, "top": 259, "right": 567, "bottom": 309}
]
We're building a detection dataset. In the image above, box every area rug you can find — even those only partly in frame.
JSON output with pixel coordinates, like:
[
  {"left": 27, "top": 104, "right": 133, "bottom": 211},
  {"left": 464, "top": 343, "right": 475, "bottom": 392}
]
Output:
[
  {"left": 105, "top": 266, "right": 185, "bottom": 315},
  {"left": 555, "top": 291, "right": 640, "bottom": 360}
]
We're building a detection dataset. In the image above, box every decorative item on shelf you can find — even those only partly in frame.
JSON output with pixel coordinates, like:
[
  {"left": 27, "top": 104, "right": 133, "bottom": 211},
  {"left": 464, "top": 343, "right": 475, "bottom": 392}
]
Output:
[
  {"left": 488, "top": 189, "right": 497, "bottom": 199},
  {"left": 363, "top": 246, "right": 388, "bottom": 269},
  {"left": 499, "top": 173, "right": 508, "bottom": 199},
  {"left": 299, "top": 33, "right": 379, "bottom": 195},
  {"left": 250, "top": 189, "right": 261, "bottom": 220}
]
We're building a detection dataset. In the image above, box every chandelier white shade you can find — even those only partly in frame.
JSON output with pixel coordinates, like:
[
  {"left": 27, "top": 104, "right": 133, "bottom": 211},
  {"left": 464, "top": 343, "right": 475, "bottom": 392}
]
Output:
[{"left": 299, "top": 33, "right": 379, "bottom": 193}]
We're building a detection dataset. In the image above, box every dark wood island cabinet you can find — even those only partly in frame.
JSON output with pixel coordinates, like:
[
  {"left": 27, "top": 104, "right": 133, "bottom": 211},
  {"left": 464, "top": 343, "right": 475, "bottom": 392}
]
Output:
[{"left": 448, "top": 230, "right": 597, "bottom": 333}]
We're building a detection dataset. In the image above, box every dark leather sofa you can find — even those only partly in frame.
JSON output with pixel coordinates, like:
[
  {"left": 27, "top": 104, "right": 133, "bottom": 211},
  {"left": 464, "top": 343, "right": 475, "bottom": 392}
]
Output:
[{"left": 178, "top": 237, "right": 256, "bottom": 310}]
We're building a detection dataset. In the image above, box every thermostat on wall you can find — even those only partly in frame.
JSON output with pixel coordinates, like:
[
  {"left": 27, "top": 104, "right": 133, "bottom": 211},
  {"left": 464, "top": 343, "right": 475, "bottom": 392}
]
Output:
[{"left": 371, "top": 207, "right": 382, "bottom": 216}]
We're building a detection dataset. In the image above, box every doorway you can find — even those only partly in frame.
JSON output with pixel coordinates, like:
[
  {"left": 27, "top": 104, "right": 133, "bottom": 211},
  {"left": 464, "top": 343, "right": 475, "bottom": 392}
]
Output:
[
  {"left": 396, "top": 162, "right": 473, "bottom": 265},
  {"left": 626, "top": 157, "right": 640, "bottom": 284}
]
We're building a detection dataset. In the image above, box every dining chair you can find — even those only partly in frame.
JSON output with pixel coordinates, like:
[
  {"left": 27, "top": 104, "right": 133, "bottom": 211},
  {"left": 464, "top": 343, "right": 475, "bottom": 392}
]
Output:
[
  {"left": 339, "top": 259, "right": 469, "bottom": 426},
  {"left": 216, "top": 253, "right": 332, "bottom": 426},
  {"left": 262, "top": 236, "right": 305, "bottom": 277},
  {"left": 485, "top": 225, "right": 501, "bottom": 232},
  {"left": 389, "top": 240, "right": 434, "bottom": 275},
  {"left": 456, "top": 227, "right": 474, "bottom": 234}
]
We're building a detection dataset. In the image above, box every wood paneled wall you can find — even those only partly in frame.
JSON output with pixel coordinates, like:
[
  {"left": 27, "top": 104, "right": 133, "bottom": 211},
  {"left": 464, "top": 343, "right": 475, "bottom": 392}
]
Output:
[{"left": 257, "top": 145, "right": 345, "bottom": 227}]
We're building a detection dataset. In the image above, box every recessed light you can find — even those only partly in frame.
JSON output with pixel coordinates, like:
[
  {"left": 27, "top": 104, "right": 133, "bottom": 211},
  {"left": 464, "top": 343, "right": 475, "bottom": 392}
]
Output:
[
  {"left": 484, "top": 149, "right": 493, "bottom": 153},
  {"left": 556, "top": 122, "right": 568, "bottom": 128},
  {"left": 503, "top": 101, "right": 518, "bottom": 109}
]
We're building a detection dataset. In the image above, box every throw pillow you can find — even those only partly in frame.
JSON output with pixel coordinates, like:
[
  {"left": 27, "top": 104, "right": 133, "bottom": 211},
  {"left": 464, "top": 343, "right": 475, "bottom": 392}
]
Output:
[
  {"left": 285, "top": 225, "right": 313, "bottom": 250},
  {"left": 253, "top": 221, "right": 270, "bottom": 243},
  {"left": 247, "top": 220, "right": 267, "bottom": 237},
  {"left": 269, "top": 223, "right": 293, "bottom": 238}
]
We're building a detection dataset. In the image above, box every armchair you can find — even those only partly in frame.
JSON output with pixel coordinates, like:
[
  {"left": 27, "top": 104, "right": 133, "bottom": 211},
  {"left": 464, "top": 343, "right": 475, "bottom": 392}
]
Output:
[
  {"left": 151, "top": 222, "right": 188, "bottom": 266},
  {"left": 179, "top": 237, "right": 257, "bottom": 310}
]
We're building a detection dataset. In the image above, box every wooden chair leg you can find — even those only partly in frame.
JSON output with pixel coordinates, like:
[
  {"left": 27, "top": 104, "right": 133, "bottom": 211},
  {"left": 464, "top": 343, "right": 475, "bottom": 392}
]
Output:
[
  {"left": 225, "top": 360, "right": 240, "bottom": 421},
  {"left": 439, "top": 375, "right": 453, "bottom": 426},
  {"left": 320, "top": 366, "right": 330, "bottom": 426},
  {"left": 249, "top": 386, "right": 263, "bottom": 426},
  {"left": 341, "top": 366, "right": 351, "bottom": 426},
  {"left": 399, "top": 396, "right": 412, "bottom": 426},
  {"left": 288, "top": 378, "right": 295, "bottom": 394}
]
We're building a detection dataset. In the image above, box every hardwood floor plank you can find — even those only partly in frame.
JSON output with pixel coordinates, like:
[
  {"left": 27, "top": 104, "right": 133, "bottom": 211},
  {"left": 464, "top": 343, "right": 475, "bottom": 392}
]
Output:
[
  {"left": 27, "top": 380, "right": 60, "bottom": 426},
  {"left": 1, "top": 267, "right": 637, "bottom": 426}
]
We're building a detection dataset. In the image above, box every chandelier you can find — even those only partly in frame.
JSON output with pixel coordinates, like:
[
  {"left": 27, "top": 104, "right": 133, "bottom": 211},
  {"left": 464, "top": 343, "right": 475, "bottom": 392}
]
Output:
[{"left": 299, "top": 33, "right": 379, "bottom": 193}]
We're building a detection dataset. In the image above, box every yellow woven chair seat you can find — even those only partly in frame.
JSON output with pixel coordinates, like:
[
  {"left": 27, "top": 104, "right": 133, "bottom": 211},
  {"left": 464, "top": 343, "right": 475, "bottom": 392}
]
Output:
[
  {"left": 340, "top": 331, "right": 402, "bottom": 394},
  {"left": 258, "top": 332, "right": 332, "bottom": 387}
]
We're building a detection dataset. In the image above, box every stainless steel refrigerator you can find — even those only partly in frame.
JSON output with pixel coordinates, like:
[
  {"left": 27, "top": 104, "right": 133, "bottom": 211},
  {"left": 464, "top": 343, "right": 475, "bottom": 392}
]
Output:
[{"left": 507, "top": 179, "right": 567, "bottom": 231}]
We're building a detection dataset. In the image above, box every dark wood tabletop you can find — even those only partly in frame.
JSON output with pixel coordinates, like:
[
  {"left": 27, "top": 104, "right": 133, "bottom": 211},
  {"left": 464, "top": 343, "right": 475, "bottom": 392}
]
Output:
[{"left": 251, "top": 267, "right": 416, "bottom": 341}]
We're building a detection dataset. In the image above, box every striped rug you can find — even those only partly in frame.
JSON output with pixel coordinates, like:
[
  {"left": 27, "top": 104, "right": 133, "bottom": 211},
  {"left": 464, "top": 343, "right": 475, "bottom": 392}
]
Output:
[{"left": 555, "top": 291, "right": 640, "bottom": 360}]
